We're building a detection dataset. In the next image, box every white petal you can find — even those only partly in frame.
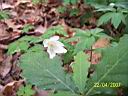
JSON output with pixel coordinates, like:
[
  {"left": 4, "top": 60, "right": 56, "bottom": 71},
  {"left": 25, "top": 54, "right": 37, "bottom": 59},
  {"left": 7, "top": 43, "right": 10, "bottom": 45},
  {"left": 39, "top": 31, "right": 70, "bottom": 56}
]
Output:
[
  {"left": 47, "top": 47, "right": 56, "bottom": 59},
  {"left": 109, "top": 3, "right": 115, "bottom": 7},
  {"left": 55, "top": 41, "right": 64, "bottom": 47},
  {"left": 49, "top": 36, "right": 59, "bottom": 41},
  {"left": 43, "top": 39, "right": 49, "bottom": 47},
  {"left": 54, "top": 46, "right": 67, "bottom": 54}
]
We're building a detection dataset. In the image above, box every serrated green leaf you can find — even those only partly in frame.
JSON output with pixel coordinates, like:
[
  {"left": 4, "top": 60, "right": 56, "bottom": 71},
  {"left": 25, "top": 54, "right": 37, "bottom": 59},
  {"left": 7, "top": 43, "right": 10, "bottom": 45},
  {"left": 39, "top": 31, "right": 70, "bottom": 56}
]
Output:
[
  {"left": 63, "top": 0, "right": 70, "bottom": 5},
  {"left": 17, "top": 85, "right": 35, "bottom": 96},
  {"left": 19, "top": 51, "right": 75, "bottom": 93},
  {"left": 73, "top": 28, "right": 108, "bottom": 53},
  {"left": 64, "top": 37, "right": 79, "bottom": 43},
  {"left": 98, "top": 12, "right": 126, "bottom": 29},
  {"left": 96, "top": 7, "right": 115, "bottom": 12},
  {"left": 57, "top": 6, "right": 67, "bottom": 14},
  {"left": 70, "top": 0, "right": 77, "bottom": 4},
  {"left": 27, "top": 44, "right": 43, "bottom": 52},
  {"left": 74, "top": 36, "right": 95, "bottom": 53},
  {"left": 111, "top": 12, "right": 126, "bottom": 29},
  {"left": 32, "top": 0, "right": 41, "bottom": 4},
  {"left": 18, "top": 36, "right": 37, "bottom": 42},
  {"left": 42, "top": 25, "right": 68, "bottom": 39},
  {"left": 86, "top": 35, "right": 128, "bottom": 95},
  {"left": 74, "top": 29, "right": 91, "bottom": 37},
  {"left": 90, "top": 28, "right": 103, "bottom": 34},
  {"left": 72, "top": 52, "right": 90, "bottom": 93},
  {"left": 0, "top": 11, "right": 9, "bottom": 20},
  {"left": 97, "top": 12, "right": 113, "bottom": 26},
  {"left": 70, "top": 8, "right": 79, "bottom": 16},
  {"left": 7, "top": 41, "right": 29, "bottom": 55},
  {"left": 22, "top": 24, "right": 34, "bottom": 33}
]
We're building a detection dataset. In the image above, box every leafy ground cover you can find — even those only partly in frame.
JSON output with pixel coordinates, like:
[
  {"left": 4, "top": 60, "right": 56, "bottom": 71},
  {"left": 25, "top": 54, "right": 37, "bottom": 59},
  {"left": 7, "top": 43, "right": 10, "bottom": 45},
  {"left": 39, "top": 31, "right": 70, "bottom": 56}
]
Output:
[{"left": 0, "top": 0, "right": 128, "bottom": 96}]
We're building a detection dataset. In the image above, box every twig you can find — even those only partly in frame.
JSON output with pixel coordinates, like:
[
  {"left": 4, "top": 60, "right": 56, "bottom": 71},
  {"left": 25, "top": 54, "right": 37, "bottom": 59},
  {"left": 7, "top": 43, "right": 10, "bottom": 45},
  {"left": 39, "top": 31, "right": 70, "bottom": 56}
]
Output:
[{"left": 90, "top": 46, "right": 93, "bottom": 64}]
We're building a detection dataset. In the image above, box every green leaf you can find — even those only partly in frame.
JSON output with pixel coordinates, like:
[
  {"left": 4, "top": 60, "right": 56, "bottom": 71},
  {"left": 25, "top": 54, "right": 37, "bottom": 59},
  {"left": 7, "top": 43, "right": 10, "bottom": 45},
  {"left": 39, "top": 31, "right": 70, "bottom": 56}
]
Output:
[
  {"left": 72, "top": 52, "right": 90, "bottom": 93},
  {"left": 57, "top": 6, "right": 67, "bottom": 14},
  {"left": 96, "top": 7, "right": 115, "bottom": 12},
  {"left": 19, "top": 51, "right": 75, "bottom": 93},
  {"left": 90, "top": 28, "right": 104, "bottom": 34},
  {"left": 63, "top": 50, "right": 74, "bottom": 64},
  {"left": 63, "top": 0, "right": 77, "bottom": 5},
  {"left": 32, "top": 0, "right": 41, "bottom": 4},
  {"left": 64, "top": 37, "right": 79, "bottom": 43},
  {"left": 18, "top": 36, "right": 37, "bottom": 42},
  {"left": 97, "top": 12, "right": 113, "bottom": 26},
  {"left": 42, "top": 25, "right": 68, "bottom": 39},
  {"left": 124, "top": 15, "right": 128, "bottom": 33},
  {"left": 74, "top": 28, "right": 104, "bottom": 38},
  {"left": 27, "top": 44, "right": 43, "bottom": 52},
  {"left": 49, "top": 91, "right": 78, "bottom": 96},
  {"left": 0, "top": 11, "right": 9, "bottom": 20},
  {"left": 111, "top": 12, "right": 126, "bottom": 29},
  {"left": 17, "top": 85, "right": 35, "bottom": 96},
  {"left": 7, "top": 41, "right": 29, "bottom": 55},
  {"left": 74, "top": 36, "right": 95, "bottom": 53},
  {"left": 86, "top": 35, "right": 128, "bottom": 95},
  {"left": 73, "top": 28, "right": 108, "bottom": 53},
  {"left": 74, "top": 28, "right": 91, "bottom": 37},
  {"left": 70, "top": 0, "right": 77, "bottom": 4},
  {"left": 32, "top": 0, "right": 47, "bottom": 4},
  {"left": 98, "top": 12, "right": 126, "bottom": 29},
  {"left": 22, "top": 24, "right": 34, "bottom": 33},
  {"left": 70, "top": 8, "right": 79, "bottom": 16},
  {"left": 63, "top": 0, "right": 70, "bottom": 5}
]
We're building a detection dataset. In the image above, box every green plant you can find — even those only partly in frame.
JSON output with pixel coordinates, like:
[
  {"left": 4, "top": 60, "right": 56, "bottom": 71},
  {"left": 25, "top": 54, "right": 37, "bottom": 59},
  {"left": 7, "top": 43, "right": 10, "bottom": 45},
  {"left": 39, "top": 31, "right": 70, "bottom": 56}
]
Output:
[
  {"left": 7, "top": 40, "right": 29, "bottom": 55},
  {"left": 19, "top": 50, "right": 76, "bottom": 92},
  {"left": 71, "top": 52, "right": 90, "bottom": 94},
  {"left": 86, "top": 34, "right": 128, "bottom": 96},
  {"left": 7, "top": 36, "right": 37, "bottom": 55},
  {"left": 63, "top": 0, "right": 78, "bottom": 5},
  {"left": 32, "top": 0, "right": 47, "bottom": 4},
  {"left": 72, "top": 28, "right": 110, "bottom": 53},
  {"left": 0, "top": 11, "right": 9, "bottom": 20},
  {"left": 93, "top": 3, "right": 128, "bottom": 29},
  {"left": 41, "top": 25, "right": 68, "bottom": 38},
  {"left": 7, "top": 25, "right": 68, "bottom": 54},
  {"left": 17, "top": 85, "right": 35, "bottom": 96},
  {"left": 18, "top": 30, "right": 128, "bottom": 96},
  {"left": 22, "top": 24, "right": 34, "bottom": 33}
]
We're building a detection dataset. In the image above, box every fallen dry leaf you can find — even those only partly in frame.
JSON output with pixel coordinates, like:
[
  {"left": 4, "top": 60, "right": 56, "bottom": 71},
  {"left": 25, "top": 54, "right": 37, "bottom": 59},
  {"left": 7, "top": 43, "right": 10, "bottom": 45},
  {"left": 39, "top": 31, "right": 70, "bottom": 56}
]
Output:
[
  {"left": 92, "top": 37, "right": 110, "bottom": 49},
  {"left": 35, "top": 25, "right": 47, "bottom": 34},
  {"left": 1, "top": 3, "right": 14, "bottom": 9},
  {"left": 0, "top": 22, "right": 9, "bottom": 38},
  {"left": 0, "top": 56, "right": 12, "bottom": 78},
  {"left": 86, "top": 38, "right": 110, "bottom": 64},
  {"left": 2, "top": 80, "right": 24, "bottom": 96},
  {"left": 4, "top": 19, "right": 22, "bottom": 33},
  {"left": 86, "top": 50, "right": 101, "bottom": 64}
]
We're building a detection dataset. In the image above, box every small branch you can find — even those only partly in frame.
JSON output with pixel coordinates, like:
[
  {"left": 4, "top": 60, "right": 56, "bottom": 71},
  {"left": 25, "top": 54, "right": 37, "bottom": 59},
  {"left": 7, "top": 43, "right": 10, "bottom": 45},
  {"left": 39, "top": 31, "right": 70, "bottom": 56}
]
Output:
[{"left": 90, "top": 46, "right": 93, "bottom": 64}]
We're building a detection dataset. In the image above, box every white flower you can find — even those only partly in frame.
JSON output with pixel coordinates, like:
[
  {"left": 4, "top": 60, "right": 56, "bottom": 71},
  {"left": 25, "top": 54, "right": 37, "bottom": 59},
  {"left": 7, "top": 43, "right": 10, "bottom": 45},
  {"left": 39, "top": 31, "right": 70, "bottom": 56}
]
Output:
[
  {"left": 43, "top": 36, "right": 67, "bottom": 59},
  {"left": 109, "top": 3, "right": 115, "bottom": 7}
]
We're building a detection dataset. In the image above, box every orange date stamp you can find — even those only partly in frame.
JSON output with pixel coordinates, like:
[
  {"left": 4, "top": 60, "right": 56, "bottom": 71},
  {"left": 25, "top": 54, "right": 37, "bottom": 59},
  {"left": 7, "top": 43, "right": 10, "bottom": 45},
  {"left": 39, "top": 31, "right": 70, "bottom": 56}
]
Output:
[{"left": 94, "top": 82, "right": 121, "bottom": 88}]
